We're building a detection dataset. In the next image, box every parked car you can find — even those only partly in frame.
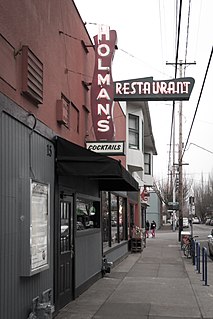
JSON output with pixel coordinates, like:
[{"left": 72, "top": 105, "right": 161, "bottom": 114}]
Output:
[
  {"left": 207, "top": 229, "right": 213, "bottom": 256},
  {"left": 183, "top": 217, "right": 189, "bottom": 228},
  {"left": 192, "top": 217, "right": 200, "bottom": 224},
  {"left": 205, "top": 218, "right": 211, "bottom": 225}
]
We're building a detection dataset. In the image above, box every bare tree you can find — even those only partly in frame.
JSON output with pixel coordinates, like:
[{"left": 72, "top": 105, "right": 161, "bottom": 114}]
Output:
[
  {"left": 193, "top": 173, "right": 213, "bottom": 221},
  {"left": 153, "top": 173, "right": 192, "bottom": 207}
]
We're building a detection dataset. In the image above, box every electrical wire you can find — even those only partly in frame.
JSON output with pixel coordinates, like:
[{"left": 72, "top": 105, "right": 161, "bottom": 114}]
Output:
[
  {"left": 182, "top": 45, "right": 213, "bottom": 159},
  {"left": 184, "top": 0, "right": 192, "bottom": 77},
  {"left": 167, "top": 0, "right": 183, "bottom": 186}
]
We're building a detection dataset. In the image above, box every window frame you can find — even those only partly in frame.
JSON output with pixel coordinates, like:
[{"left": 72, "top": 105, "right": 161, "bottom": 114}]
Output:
[
  {"left": 144, "top": 153, "right": 151, "bottom": 175},
  {"left": 128, "top": 114, "right": 139, "bottom": 150},
  {"left": 102, "top": 191, "right": 127, "bottom": 250},
  {"left": 76, "top": 194, "right": 100, "bottom": 231}
]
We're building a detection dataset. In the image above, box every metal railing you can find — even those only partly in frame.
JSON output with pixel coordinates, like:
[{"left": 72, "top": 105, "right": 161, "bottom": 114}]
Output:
[{"left": 183, "top": 239, "right": 209, "bottom": 287}]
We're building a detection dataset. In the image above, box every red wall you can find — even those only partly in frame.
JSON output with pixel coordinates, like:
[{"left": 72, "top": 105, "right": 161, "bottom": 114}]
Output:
[{"left": 0, "top": 0, "right": 126, "bottom": 166}]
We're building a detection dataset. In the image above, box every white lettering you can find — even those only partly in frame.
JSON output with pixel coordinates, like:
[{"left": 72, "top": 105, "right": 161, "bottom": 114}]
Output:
[
  {"left": 176, "top": 82, "right": 182, "bottom": 94},
  {"left": 152, "top": 82, "right": 167, "bottom": 94},
  {"left": 98, "top": 25, "right": 110, "bottom": 42},
  {"left": 97, "top": 88, "right": 110, "bottom": 100},
  {"left": 98, "top": 58, "right": 109, "bottom": 70},
  {"left": 138, "top": 82, "right": 144, "bottom": 94},
  {"left": 115, "top": 79, "right": 192, "bottom": 97},
  {"left": 98, "top": 119, "right": 110, "bottom": 132},
  {"left": 143, "top": 82, "right": 151, "bottom": 94},
  {"left": 98, "top": 44, "right": 110, "bottom": 57},
  {"left": 180, "top": 81, "right": 190, "bottom": 93},
  {"left": 167, "top": 82, "right": 176, "bottom": 94},
  {"left": 131, "top": 82, "right": 137, "bottom": 94},
  {"left": 97, "top": 103, "right": 110, "bottom": 115},
  {"left": 116, "top": 83, "right": 122, "bottom": 94},
  {"left": 98, "top": 74, "right": 110, "bottom": 86},
  {"left": 123, "top": 82, "right": 130, "bottom": 94}
]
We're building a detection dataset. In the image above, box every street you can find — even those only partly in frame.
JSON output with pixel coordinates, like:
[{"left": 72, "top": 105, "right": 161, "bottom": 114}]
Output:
[
  {"left": 191, "top": 223, "right": 211, "bottom": 240},
  {"left": 186, "top": 223, "right": 213, "bottom": 258}
]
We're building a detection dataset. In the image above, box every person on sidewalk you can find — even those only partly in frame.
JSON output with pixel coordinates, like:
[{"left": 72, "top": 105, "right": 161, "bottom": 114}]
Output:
[
  {"left": 150, "top": 220, "right": 156, "bottom": 238},
  {"left": 145, "top": 220, "right": 150, "bottom": 238}
]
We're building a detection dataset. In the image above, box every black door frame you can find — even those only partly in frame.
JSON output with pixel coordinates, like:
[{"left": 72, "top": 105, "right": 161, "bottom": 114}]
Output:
[{"left": 54, "top": 185, "right": 76, "bottom": 312}]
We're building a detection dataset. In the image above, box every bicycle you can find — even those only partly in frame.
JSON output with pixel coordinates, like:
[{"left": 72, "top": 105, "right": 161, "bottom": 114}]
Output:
[{"left": 182, "top": 235, "right": 198, "bottom": 258}]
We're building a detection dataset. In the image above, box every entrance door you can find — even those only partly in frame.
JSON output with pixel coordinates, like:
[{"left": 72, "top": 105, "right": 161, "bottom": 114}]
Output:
[{"left": 58, "top": 194, "right": 74, "bottom": 308}]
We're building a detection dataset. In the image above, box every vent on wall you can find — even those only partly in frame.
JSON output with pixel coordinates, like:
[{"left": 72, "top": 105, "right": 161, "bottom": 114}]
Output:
[
  {"left": 22, "top": 45, "right": 43, "bottom": 105},
  {"left": 56, "top": 98, "right": 69, "bottom": 126}
]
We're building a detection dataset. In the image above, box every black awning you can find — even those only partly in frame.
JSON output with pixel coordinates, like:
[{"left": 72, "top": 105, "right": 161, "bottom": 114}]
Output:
[{"left": 55, "top": 136, "right": 139, "bottom": 191}]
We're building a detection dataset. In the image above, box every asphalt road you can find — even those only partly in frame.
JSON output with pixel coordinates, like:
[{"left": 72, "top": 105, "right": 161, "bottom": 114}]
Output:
[{"left": 189, "top": 223, "right": 213, "bottom": 258}]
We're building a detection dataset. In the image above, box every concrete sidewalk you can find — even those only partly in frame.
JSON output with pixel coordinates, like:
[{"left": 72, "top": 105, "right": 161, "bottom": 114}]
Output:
[{"left": 55, "top": 227, "right": 213, "bottom": 319}]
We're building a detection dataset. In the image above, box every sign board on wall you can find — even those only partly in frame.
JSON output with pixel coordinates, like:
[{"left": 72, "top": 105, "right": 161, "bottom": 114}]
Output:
[
  {"left": 30, "top": 180, "right": 49, "bottom": 274},
  {"left": 86, "top": 141, "right": 125, "bottom": 155},
  {"left": 114, "top": 77, "right": 195, "bottom": 101},
  {"left": 90, "top": 26, "right": 195, "bottom": 155},
  {"left": 91, "top": 25, "right": 117, "bottom": 141}
]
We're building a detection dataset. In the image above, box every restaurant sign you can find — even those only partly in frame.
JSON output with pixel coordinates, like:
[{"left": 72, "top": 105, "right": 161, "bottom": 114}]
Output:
[
  {"left": 91, "top": 25, "right": 117, "bottom": 141},
  {"left": 114, "top": 77, "right": 195, "bottom": 101}
]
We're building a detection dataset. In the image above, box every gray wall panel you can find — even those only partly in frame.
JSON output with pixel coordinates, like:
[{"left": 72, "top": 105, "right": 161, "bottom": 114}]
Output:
[
  {"left": 105, "top": 243, "right": 128, "bottom": 265},
  {"left": 0, "top": 111, "right": 55, "bottom": 319},
  {"left": 75, "top": 231, "right": 102, "bottom": 288}
]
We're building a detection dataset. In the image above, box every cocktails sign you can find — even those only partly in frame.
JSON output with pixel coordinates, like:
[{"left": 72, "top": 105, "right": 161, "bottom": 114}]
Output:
[
  {"left": 114, "top": 77, "right": 195, "bottom": 101},
  {"left": 91, "top": 25, "right": 117, "bottom": 141}
]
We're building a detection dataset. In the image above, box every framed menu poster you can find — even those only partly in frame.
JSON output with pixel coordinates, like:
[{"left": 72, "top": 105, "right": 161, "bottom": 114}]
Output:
[{"left": 30, "top": 180, "right": 50, "bottom": 274}]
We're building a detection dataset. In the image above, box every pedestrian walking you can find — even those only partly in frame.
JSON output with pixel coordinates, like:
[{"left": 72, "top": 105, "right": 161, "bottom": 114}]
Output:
[
  {"left": 145, "top": 220, "right": 150, "bottom": 238},
  {"left": 150, "top": 220, "right": 156, "bottom": 238}
]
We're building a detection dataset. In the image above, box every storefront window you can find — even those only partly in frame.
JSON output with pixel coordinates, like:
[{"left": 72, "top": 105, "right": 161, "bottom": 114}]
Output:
[
  {"left": 60, "top": 201, "right": 72, "bottom": 253},
  {"left": 119, "top": 197, "right": 126, "bottom": 241},
  {"left": 102, "top": 192, "right": 110, "bottom": 248},
  {"left": 76, "top": 196, "right": 100, "bottom": 230},
  {"left": 129, "top": 204, "right": 134, "bottom": 238},
  {"left": 102, "top": 192, "right": 127, "bottom": 248},
  {"left": 111, "top": 194, "right": 118, "bottom": 244}
]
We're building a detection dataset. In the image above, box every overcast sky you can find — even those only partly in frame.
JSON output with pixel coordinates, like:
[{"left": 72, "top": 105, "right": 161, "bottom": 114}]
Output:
[{"left": 74, "top": 0, "right": 213, "bottom": 184}]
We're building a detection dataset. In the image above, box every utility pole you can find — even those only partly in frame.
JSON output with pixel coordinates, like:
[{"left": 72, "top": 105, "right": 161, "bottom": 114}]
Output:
[
  {"left": 166, "top": 60, "right": 196, "bottom": 241},
  {"left": 172, "top": 111, "right": 176, "bottom": 232},
  {"left": 178, "top": 60, "right": 183, "bottom": 241}
]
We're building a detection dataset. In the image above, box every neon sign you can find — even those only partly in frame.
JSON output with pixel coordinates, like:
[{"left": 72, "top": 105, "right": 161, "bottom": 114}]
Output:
[
  {"left": 91, "top": 25, "right": 117, "bottom": 141},
  {"left": 114, "top": 77, "right": 195, "bottom": 101}
]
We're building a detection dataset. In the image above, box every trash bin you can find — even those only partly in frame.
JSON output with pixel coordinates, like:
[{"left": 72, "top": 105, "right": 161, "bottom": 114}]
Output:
[{"left": 181, "top": 230, "right": 191, "bottom": 249}]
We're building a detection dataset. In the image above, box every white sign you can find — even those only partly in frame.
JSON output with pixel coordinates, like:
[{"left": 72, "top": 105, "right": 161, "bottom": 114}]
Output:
[
  {"left": 30, "top": 181, "right": 49, "bottom": 272},
  {"left": 86, "top": 141, "right": 125, "bottom": 155}
]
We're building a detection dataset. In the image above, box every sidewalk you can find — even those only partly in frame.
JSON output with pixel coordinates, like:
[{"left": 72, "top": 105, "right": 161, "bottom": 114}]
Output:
[{"left": 55, "top": 227, "right": 213, "bottom": 319}]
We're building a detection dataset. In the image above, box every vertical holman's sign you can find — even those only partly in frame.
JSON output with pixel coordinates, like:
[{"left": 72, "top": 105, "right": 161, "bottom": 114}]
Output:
[
  {"left": 91, "top": 25, "right": 117, "bottom": 141},
  {"left": 89, "top": 26, "right": 195, "bottom": 154}
]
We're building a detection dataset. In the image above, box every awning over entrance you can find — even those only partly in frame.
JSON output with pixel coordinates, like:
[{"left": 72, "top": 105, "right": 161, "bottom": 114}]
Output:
[{"left": 55, "top": 136, "right": 139, "bottom": 191}]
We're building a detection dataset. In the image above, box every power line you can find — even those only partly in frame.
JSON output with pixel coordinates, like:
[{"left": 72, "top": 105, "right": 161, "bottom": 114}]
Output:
[
  {"left": 182, "top": 45, "right": 213, "bottom": 159},
  {"left": 174, "top": 0, "right": 183, "bottom": 78},
  {"left": 166, "top": 0, "right": 183, "bottom": 189},
  {"left": 184, "top": 0, "right": 192, "bottom": 76}
]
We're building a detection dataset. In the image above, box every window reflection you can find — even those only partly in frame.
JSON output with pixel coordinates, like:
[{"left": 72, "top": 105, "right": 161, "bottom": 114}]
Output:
[
  {"left": 60, "top": 201, "right": 71, "bottom": 253},
  {"left": 111, "top": 194, "right": 118, "bottom": 244},
  {"left": 102, "top": 192, "right": 127, "bottom": 248},
  {"left": 76, "top": 197, "right": 100, "bottom": 230},
  {"left": 102, "top": 192, "right": 109, "bottom": 248},
  {"left": 119, "top": 197, "right": 125, "bottom": 241}
]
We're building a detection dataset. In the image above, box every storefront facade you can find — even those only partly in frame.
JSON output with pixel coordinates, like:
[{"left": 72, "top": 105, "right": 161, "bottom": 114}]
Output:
[
  {"left": 0, "top": 95, "right": 138, "bottom": 318},
  {"left": 0, "top": 1, "right": 155, "bottom": 318}
]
